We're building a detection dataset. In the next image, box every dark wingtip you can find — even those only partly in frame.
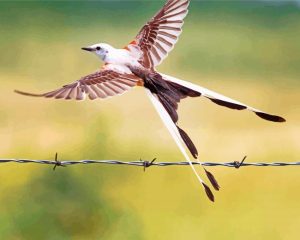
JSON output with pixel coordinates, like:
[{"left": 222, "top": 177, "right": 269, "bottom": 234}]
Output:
[
  {"left": 205, "top": 169, "right": 220, "bottom": 191},
  {"left": 203, "top": 183, "right": 215, "bottom": 202},
  {"left": 14, "top": 89, "right": 43, "bottom": 97},
  {"left": 255, "top": 112, "right": 286, "bottom": 123}
]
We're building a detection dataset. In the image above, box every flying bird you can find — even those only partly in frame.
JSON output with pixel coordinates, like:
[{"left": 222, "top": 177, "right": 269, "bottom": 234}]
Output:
[{"left": 15, "top": 0, "right": 285, "bottom": 201}]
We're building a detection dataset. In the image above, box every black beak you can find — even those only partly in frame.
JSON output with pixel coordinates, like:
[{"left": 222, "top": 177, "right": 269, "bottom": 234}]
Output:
[{"left": 81, "top": 47, "right": 94, "bottom": 52}]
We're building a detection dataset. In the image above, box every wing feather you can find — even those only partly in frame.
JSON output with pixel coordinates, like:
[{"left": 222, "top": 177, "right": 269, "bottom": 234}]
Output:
[
  {"left": 15, "top": 69, "right": 141, "bottom": 101},
  {"left": 128, "top": 0, "right": 190, "bottom": 68}
]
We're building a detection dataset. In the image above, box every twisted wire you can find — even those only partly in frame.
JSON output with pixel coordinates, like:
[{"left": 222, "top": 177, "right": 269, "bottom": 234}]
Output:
[{"left": 0, "top": 155, "right": 298, "bottom": 170}]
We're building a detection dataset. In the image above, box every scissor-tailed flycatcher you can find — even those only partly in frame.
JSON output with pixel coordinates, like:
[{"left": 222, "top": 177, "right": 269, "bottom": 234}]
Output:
[{"left": 15, "top": 0, "right": 285, "bottom": 201}]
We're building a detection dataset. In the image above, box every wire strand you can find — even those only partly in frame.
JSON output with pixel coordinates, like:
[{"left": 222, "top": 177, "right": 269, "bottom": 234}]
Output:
[{"left": 0, "top": 155, "right": 299, "bottom": 170}]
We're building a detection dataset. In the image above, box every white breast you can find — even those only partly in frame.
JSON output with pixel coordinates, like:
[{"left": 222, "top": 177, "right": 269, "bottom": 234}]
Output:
[
  {"left": 104, "top": 63, "right": 133, "bottom": 74},
  {"left": 106, "top": 48, "right": 141, "bottom": 67}
]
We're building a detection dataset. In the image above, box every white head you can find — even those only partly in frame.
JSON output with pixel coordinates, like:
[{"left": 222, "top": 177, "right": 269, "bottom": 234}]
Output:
[{"left": 82, "top": 43, "right": 115, "bottom": 62}]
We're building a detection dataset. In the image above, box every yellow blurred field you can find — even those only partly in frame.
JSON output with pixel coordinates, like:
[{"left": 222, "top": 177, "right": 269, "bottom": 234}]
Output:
[{"left": 0, "top": 1, "right": 299, "bottom": 239}]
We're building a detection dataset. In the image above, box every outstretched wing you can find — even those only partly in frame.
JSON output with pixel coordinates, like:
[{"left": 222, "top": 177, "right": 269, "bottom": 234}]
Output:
[
  {"left": 15, "top": 69, "right": 140, "bottom": 101},
  {"left": 128, "top": 0, "right": 190, "bottom": 68}
]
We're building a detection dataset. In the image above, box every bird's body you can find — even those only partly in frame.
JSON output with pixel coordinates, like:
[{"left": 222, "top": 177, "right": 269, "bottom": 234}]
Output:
[
  {"left": 85, "top": 43, "right": 142, "bottom": 74},
  {"left": 15, "top": 0, "right": 285, "bottom": 202}
]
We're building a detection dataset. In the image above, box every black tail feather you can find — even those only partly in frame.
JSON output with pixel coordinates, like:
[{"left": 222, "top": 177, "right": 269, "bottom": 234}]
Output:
[
  {"left": 167, "top": 81, "right": 201, "bottom": 98},
  {"left": 177, "top": 126, "right": 198, "bottom": 159},
  {"left": 203, "top": 183, "right": 215, "bottom": 202},
  {"left": 157, "top": 93, "right": 179, "bottom": 123},
  {"left": 255, "top": 112, "right": 286, "bottom": 122},
  {"left": 205, "top": 169, "right": 220, "bottom": 191}
]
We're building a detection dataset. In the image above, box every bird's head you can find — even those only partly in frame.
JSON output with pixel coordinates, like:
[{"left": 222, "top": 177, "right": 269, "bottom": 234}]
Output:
[{"left": 81, "top": 43, "right": 114, "bottom": 61}]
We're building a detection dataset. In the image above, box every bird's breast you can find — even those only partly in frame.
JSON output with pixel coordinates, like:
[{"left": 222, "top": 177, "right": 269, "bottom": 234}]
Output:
[{"left": 104, "top": 63, "right": 133, "bottom": 74}]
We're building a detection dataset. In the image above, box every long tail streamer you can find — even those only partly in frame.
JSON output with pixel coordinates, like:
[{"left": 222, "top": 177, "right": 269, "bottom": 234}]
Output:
[
  {"left": 160, "top": 73, "right": 285, "bottom": 123},
  {"left": 146, "top": 89, "right": 214, "bottom": 201}
]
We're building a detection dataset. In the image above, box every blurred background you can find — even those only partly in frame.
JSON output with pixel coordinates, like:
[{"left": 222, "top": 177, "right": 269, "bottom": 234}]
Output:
[{"left": 0, "top": 0, "right": 299, "bottom": 239}]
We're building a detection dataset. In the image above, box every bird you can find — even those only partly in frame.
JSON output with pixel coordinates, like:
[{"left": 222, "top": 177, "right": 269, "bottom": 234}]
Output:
[{"left": 15, "top": 0, "right": 285, "bottom": 202}]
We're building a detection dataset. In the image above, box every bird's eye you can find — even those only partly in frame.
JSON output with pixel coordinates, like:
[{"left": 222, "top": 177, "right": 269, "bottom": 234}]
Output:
[{"left": 96, "top": 46, "right": 101, "bottom": 50}]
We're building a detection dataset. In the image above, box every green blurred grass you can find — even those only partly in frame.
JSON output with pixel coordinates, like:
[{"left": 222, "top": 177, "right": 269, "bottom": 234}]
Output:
[{"left": 0, "top": 1, "right": 299, "bottom": 239}]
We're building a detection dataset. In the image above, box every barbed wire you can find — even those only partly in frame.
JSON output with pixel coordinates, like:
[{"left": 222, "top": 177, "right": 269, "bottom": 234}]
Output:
[{"left": 0, "top": 154, "right": 299, "bottom": 171}]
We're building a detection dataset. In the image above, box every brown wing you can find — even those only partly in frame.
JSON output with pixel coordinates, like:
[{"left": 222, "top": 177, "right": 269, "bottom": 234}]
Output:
[
  {"left": 15, "top": 70, "right": 140, "bottom": 100},
  {"left": 130, "top": 0, "right": 190, "bottom": 68}
]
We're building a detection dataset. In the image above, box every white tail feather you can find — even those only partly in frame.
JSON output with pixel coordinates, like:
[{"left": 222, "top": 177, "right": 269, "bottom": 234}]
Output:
[
  {"left": 145, "top": 89, "right": 206, "bottom": 185},
  {"left": 160, "top": 73, "right": 255, "bottom": 108},
  {"left": 160, "top": 73, "right": 285, "bottom": 123}
]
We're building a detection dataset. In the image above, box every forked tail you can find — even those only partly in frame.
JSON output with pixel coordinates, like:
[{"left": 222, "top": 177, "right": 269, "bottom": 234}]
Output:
[
  {"left": 145, "top": 89, "right": 215, "bottom": 202},
  {"left": 144, "top": 71, "right": 221, "bottom": 201},
  {"left": 145, "top": 71, "right": 285, "bottom": 201}
]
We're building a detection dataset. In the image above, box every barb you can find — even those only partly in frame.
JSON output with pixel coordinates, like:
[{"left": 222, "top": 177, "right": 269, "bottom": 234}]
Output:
[
  {"left": 0, "top": 155, "right": 298, "bottom": 169},
  {"left": 53, "top": 153, "right": 66, "bottom": 171},
  {"left": 141, "top": 158, "right": 157, "bottom": 171}
]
